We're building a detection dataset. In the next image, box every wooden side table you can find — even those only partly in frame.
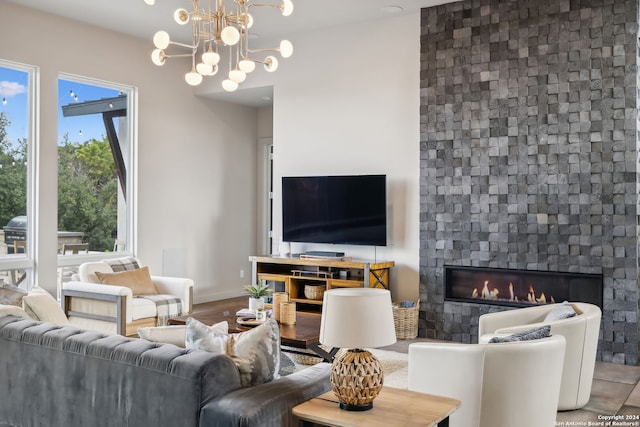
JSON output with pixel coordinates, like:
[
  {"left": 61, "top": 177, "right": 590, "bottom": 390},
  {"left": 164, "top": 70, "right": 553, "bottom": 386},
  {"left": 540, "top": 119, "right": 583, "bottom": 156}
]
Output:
[{"left": 293, "top": 387, "right": 460, "bottom": 427}]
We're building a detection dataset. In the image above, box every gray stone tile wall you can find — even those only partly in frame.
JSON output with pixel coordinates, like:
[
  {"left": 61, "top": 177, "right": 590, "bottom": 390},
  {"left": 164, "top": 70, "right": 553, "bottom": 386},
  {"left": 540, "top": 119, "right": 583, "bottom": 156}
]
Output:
[{"left": 419, "top": 0, "right": 639, "bottom": 364}]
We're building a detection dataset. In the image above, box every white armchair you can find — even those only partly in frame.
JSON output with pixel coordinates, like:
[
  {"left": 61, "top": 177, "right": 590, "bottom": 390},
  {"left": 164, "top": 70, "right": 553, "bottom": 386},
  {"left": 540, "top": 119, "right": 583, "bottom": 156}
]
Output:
[
  {"left": 478, "top": 302, "right": 601, "bottom": 410},
  {"left": 61, "top": 259, "right": 193, "bottom": 336},
  {"left": 408, "top": 335, "right": 566, "bottom": 427}
]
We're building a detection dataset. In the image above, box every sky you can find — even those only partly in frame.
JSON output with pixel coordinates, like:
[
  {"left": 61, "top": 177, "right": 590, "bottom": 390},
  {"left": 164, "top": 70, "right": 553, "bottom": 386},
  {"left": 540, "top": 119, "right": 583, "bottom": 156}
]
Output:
[{"left": 0, "top": 65, "right": 120, "bottom": 147}]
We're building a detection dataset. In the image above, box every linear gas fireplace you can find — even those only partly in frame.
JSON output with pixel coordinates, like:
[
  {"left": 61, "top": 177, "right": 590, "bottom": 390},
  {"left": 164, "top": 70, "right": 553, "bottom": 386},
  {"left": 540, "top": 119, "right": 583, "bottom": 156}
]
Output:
[{"left": 444, "top": 266, "right": 603, "bottom": 309}]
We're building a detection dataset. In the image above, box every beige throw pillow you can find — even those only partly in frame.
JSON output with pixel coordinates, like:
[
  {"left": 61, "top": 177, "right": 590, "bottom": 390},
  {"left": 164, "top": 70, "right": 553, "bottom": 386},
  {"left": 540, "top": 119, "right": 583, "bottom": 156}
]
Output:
[
  {"left": 22, "top": 286, "right": 69, "bottom": 326},
  {"left": 95, "top": 266, "right": 158, "bottom": 296},
  {"left": 0, "top": 304, "right": 32, "bottom": 320}
]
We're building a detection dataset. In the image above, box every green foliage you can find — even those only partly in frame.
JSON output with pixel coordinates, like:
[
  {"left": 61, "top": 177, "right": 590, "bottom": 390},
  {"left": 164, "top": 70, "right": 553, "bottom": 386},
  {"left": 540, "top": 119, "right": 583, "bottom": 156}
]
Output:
[
  {"left": 0, "top": 112, "right": 27, "bottom": 227},
  {"left": 244, "top": 282, "right": 273, "bottom": 298},
  {"left": 0, "top": 113, "right": 118, "bottom": 252},
  {"left": 57, "top": 137, "right": 117, "bottom": 251}
]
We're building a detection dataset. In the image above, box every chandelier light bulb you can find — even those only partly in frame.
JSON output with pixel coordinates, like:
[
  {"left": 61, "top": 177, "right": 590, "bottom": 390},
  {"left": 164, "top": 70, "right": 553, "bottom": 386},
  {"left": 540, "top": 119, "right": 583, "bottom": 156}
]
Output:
[
  {"left": 243, "top": 13, "right": 254, "bottom": 29},
  {"left": 185, "top": 70, "right": 203, "bottom": 86},
  {"left": 279, "top": 40, "right": 293, "bottom": 58},
  {"left": 153, "top": 31, "right": 171, "bottom": 49},
  {"left": 221, "top": 26, "right": 241, "bottom": 45},
  {"left": 229, "top": 68, "right": 247, "bottom": 83},
  {"left": 196, "top": 62, "right": 214, "bottom": 75},
  {"left": 202, "top": 49, "right": 221, "bottom": 66},
  {"left": 239, "top": 58, "right": 256, "bottom": 73},
  {"left": 281, "top": 0, "right": 294, "bottom": 16},
  {"left": 207, "top": 65, "right": 219, "bottom": 76},
  {"left": 151, "top": 49, "right": 166, "bottom": 66},
  {"left": 144, "top": 0, "right": 155, "bottom": 5},
  {"left": 264, "top": 56, "right": 279, "bottom": 72},
  {"left": 174, "top": 8, "right": 190, "bottom": 25},
  {"left": 222, "top": 79, "right": 239, "bottom": 92}
]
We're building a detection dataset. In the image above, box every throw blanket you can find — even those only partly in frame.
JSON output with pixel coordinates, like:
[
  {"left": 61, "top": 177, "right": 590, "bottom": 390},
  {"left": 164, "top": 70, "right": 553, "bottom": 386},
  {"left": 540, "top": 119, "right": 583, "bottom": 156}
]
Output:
[{"left": 139, "top": 294, "right": 184, "bottom": 326}]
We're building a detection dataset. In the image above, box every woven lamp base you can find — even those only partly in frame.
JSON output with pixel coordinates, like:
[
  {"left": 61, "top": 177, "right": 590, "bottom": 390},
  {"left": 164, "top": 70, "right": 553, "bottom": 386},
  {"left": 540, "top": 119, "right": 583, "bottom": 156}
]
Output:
[{"left": 330, "top": 349, "right": 384, "bottom": 411}]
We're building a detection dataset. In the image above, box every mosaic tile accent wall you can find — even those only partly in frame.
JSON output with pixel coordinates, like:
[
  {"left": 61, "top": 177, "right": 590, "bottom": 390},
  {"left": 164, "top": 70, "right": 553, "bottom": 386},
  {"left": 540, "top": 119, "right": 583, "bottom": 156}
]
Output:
[{"left": 419, "top": 0, "right": 639, "bottom": 364}]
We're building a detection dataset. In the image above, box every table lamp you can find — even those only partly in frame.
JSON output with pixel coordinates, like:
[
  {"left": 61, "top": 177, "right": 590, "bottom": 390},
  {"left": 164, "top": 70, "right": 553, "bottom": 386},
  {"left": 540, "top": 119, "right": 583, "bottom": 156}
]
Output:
[{"left": 320, "top": 288, "right": 397, "bottom": 411}]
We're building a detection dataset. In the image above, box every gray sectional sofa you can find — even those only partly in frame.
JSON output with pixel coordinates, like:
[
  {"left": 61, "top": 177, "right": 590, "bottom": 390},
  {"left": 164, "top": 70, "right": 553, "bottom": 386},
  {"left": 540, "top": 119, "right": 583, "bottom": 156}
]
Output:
[{"left": 0, "top": 315, "right": 330, "bottom": 427}]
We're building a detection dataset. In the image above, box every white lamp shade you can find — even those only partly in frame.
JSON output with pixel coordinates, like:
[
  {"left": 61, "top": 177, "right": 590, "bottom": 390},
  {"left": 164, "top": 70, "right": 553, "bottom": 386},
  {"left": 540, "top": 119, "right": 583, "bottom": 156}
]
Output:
[
  {"left": 264, "top": 55, "right": 279, "bottom": 72},
  {"left": 229, "top": 68, "right": 247, "bottom": 83},
  {"left": 221, "top": 26, "right": 240, "bottom": 45},
  {"left": 320, "top": 288, "right": 396, "bottom": 349},
  {"left": 153, "top": 31, "right": 170, "bottom": 49},
  {"left": 144, "top": 0, "right": 155, "bottom": 5},
  {"left": 222, "top": 79, "right": 239, "bottom": 92},
  {"left": 280, "top": 40, "right": 293, "bottom": 58},
  {"left": 202, "top": 50, "right": 220, "bottom": 66},
  {"left": 281, "top": 0, "right": 294, "bottom": 16},
  {"left": 239, "top": 59, "right": 256, "bottom": 73},
  {"left": 150, "top": 49, "right": 166, "bottom": 66},
  {"left": 196, "top": 62, "right": 213, "bottom": 75},
  {"left": 185, "top": 71, "right": 203, "bottom": 86},
  {"left": 174, "top": 8, "right": 190, "bottom": 25}
]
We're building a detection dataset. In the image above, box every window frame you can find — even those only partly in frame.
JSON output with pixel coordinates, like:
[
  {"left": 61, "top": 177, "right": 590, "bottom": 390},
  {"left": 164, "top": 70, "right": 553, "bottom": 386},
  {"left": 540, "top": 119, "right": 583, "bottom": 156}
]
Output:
[
  {"left": 0, "top": 59, "right": 38, "bottom": 285},
  {"left": 56, "top": 73, "right": 138, "bottom": 269}
]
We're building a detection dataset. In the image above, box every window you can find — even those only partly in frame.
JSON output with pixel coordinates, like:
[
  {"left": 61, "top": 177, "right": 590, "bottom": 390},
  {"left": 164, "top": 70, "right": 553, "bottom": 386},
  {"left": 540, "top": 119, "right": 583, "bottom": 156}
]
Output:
[
  {"left": 56, "top": 74, "right": 136, "bottom": 287},
  {"left": 0, "top": 60, "right": 36, "bottom": 288}
]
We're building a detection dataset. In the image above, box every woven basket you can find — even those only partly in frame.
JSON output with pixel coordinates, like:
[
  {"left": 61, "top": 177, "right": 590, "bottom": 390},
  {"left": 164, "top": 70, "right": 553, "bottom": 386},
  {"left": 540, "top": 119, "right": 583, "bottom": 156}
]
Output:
[
  {"left": 304, "top": 284, "right": 325, "bottom": 300},
  {"left": 280, "top": 302, "right": 297, "bottom": 325},
  {"left": 393, "top": 300, "right": 419, "bottom": 339}
]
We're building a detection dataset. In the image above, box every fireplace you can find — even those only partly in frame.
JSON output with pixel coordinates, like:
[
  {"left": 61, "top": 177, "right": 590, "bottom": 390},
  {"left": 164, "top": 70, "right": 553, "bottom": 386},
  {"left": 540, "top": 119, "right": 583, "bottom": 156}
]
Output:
[{"left": 444, "top": 266, "right": 603, "bottom": 309}]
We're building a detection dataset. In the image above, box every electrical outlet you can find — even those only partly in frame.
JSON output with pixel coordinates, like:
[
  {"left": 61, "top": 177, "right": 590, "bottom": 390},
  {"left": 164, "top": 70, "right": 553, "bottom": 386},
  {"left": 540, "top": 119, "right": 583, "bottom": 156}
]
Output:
[{"left": 240, "top": 269, "right": 245, "bottom": 279}]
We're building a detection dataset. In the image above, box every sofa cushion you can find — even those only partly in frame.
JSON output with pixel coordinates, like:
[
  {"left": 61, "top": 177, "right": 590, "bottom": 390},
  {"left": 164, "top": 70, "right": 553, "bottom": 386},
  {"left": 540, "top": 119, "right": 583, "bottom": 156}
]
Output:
[
  {"left": 227, "top": 319, "right": 281, "bottom": 388},
  {"left": 138, "top": 325, "right": 187, "bottom": 347},
  {"left": 185, "top": 317, "right": 229, "bottom": 353},
  {"left": 0, "top": 304, "right": 31, "bottom": 320},
  {"left": 489, "top": 325, "right": 551, "bottom": 343},
  {"left": 131, "top": 297, "right": 158, "bottom": 320},
  {"left": 22, "top": 286, "right": 69, "bottom": 326},
  {"left": 186, "top": 317, "right": 281, "bottom": 388},
  {"left": 544, "top": 301, "right": 577, "bottom": 322},
  {"left": 96, "top": 266, "right": 158, "bottom": 296},
  {"left": 140, "top": 320, "right": 228, "bottom": 348},
  {"left": 0, "top": 284, "right": 27, "bottom": 306}
]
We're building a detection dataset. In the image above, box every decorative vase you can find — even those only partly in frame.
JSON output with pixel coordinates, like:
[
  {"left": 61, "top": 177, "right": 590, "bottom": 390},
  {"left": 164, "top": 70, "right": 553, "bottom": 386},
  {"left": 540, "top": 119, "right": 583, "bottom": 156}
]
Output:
[{"left": 248, "top": 297, "right": 264, "bottom": 313}]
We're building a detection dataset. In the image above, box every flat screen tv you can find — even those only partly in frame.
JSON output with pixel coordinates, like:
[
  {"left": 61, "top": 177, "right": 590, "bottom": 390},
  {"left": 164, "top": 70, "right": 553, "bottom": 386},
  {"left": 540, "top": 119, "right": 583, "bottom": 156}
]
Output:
[{"left": 282, "top": 174, "right": 387, "bottom": 246}]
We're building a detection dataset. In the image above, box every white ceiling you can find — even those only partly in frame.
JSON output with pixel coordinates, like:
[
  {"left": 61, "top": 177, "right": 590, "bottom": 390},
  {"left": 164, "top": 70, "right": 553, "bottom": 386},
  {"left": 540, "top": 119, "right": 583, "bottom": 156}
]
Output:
[{"left": 8, "top": 0, "right": 454, "bottom": 106}]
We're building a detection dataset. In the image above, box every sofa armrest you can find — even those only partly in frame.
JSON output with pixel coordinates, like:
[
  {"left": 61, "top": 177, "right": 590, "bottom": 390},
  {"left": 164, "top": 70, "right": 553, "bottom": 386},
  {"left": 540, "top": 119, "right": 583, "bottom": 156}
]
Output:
[
  {"left": 61, "top": 281, "right": 134, "bottom": 333},
  {"left": 151, "top": 276, "right": 193, "bottom": 313},
  {"left": 409, "top": 342, "right": 485, "bottom": 427},
  {"left": 199, "top": 362, "right": 331, "bottom": 427}
]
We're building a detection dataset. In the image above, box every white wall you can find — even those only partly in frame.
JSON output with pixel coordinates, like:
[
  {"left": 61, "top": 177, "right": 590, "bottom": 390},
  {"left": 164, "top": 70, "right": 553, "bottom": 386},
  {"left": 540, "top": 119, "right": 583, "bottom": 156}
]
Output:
[
  {"left": 0, "top": 2, "right": 258, "bottom": 302},
  {"left": 268, "top": 14, "right": 421, "bottom": 300}
]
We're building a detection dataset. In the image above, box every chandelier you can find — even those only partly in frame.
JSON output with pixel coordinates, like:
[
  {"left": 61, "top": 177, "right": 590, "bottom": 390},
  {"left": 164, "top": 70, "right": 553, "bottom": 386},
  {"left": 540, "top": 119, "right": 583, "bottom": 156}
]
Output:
[{"left": 144, "top": 0, "right": 294, "bottom": 92}]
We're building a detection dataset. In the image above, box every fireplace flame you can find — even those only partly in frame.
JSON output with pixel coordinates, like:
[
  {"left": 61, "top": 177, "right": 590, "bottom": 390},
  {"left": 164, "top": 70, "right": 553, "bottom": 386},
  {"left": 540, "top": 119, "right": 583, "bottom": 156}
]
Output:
[
  {"left": 470, "top": 280, "right": 555, "bottom": 305},
  {"left": 480, "top": 280, "right": 499, "bottom": 300}
]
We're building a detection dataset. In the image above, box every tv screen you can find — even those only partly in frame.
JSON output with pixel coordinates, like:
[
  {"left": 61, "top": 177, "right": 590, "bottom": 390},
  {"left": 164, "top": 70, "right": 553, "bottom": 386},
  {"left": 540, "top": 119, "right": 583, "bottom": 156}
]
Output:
[{"left": 282, "top": 174, "right": 387, "bottom": 246}]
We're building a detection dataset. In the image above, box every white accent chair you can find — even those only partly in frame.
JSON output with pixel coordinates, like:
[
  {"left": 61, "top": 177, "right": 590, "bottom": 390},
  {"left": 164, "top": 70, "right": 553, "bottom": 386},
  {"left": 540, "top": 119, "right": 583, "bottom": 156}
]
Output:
[
  {"left": 478, "top": 302, "right": 601, "bottom": 410},
  {"left": 408, "top": 334, "right": 566, "bottom": 427},
  {"left": 61, "top": 259, "right": 193, "bottom": 336}
]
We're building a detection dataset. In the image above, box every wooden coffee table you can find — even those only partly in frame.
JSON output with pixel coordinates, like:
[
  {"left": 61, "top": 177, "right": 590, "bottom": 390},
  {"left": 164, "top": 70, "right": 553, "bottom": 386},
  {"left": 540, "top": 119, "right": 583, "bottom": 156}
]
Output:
[
  {"left": 293, "top": 387, "right": 460, "bottom": 427},
  {"left": 168, "top": 296, "right": 338, "bottom": 362}
]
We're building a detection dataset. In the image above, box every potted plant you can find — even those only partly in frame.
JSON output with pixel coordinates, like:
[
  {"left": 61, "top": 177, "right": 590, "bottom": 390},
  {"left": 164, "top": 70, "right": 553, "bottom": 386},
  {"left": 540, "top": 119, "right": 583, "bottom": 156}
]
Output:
[{"left": 244, "top": 282, "right": 272, "bottom": 312}]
